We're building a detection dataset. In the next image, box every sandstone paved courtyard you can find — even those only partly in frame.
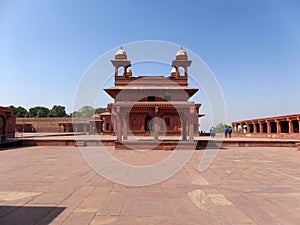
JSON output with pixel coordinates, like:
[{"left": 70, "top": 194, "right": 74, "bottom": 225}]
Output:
[{"left": 0, "top": 146, "right": 300, "bottom": 225}]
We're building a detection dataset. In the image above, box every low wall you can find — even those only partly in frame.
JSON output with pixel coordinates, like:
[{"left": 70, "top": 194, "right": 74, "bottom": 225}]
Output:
[
  {"left": 17, "top": 139, "right": 299, "bottom": 150},
  {"left": 16, "top": 118, "right": 89, "bottom": 132}
]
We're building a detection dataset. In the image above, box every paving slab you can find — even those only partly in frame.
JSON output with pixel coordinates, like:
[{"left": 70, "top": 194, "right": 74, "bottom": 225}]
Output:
[{"left": 0, "top": 146, "right": 300, "bottom": 224}]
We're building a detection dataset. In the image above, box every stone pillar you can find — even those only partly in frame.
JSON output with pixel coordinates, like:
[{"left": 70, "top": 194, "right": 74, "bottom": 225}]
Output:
[
  {"left": 122, "top": 118, "right": 127, "bottom": 140},
  {"left": 253, "top": 123, "right": 257, "bottom": 133},
  {"left": 84, "top": 124, "right": 87, "bottom": 133},
  {"left": 175, "top": 67, "right": 179, "bottom": 78},
  {"left": 245, "top": 124, "right": 248, "bottom": 133},
  {"left": 188, "top": 107, "right": 194, "bottom": 143},
  {"left": 114, "top": 67, "right": 118, "bottom": 77},
  {"left": 154, "top": 119, "right": 158, "bottom": 142},
  {"left": 276, "top": 121, "right": 281, "bottom": 134},
  {"left": 116, "top": 107, "right": 122, "bottom": 141},
  {"left": 289, "top": 120, "right": 293, "bottom": 133},
  {"left": 154, "top": 107, "right": 159, "bottom": 142},
  {"left": 182, "top": 116, "right": 187, "bottom": 141},
  {"left": 259, "top": 123, "right": 263, "bottom": 133},
  {"left": 188, "top": 122, "right": 194, "bottom": 143},
  {"left": 267, "top": 122, "right": 271, "bottom": 133}
]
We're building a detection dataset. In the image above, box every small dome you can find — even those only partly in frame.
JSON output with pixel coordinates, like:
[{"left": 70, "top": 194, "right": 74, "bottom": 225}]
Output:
[
  {"left": 176, "top": 47, "right": 188, "bottom": 60},
  {"left": 126, "top": 67, "right": 132, "bottom": 73},
  {"left": 115, "top": 47, "right": 127, "bottom": 59},
  {"left": 171, "top": 67, "right": 176, "bottom": 73}
]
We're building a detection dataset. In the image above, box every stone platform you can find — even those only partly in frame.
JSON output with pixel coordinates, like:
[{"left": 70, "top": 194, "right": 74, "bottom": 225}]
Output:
[
  {"left": 114, "top": 140, "right": 196, "bottom": 150},
  {"left": 1, "top": 146, "right": 300, "bottom": 224},
  {"left": 18, "top": 138, "right": 299, "bottom": 150},
  {"left": 12, "top": 133, "right": 300, "bottom": 150}
]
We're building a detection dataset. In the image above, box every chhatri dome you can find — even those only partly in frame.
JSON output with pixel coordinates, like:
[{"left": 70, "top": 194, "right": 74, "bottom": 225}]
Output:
[
  {"left": 115, "top": 46, "right": 127, "bottom": 60},
  {"left": 176, "top": 47, "right": 188, "bottom": 60}
]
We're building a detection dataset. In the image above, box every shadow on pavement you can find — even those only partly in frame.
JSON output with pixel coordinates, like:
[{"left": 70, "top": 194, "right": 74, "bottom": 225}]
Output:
[{"left": 0, "top": 205, "right": 65, "bottom": 225}]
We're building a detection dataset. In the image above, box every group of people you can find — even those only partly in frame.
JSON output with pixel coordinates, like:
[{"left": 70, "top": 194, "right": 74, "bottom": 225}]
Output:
[
  {"left": 209, "top": 126, "right": 232, "bottom": 138},
  {"left": 224, "top": 126, "right": 232, "bottom": 138}
]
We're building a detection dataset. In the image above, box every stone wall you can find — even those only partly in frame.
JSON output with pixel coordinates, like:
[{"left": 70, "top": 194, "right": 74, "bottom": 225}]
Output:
[{"left": 16, "top": 118, "right": 89, "bottom": 133}]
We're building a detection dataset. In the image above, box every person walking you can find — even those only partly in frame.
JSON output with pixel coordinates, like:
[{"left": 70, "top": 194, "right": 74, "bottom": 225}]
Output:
[
  {"left": 224, "top": 126, "right": 229, "bottom": 138},
  {"left": 228, "top": 127, "right": 232, "bottom": 138},
  {"left": 210, "top": 126, "right": 215, "bottom": 138}
]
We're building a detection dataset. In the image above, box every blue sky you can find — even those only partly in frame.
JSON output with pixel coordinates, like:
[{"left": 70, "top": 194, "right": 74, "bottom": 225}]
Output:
[{"left": 1, "top": 0, "right": 300, "bottom": 130}]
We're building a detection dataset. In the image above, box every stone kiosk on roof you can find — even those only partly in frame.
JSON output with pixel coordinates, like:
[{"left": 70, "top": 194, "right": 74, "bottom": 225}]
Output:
[{"left": 103, "top": 47, "right": 203, "bottom": 146}]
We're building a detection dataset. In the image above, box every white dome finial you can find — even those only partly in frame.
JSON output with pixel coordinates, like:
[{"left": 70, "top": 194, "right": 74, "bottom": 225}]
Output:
[
  {"left": 176, "top": 47, "right": 188, "bottom": 60},
  {"left": 115, "top": 46, "right": 127, "bottom": 59}
]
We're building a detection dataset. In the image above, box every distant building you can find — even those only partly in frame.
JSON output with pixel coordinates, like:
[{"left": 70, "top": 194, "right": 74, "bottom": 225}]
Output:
[
  {"left": 0, "top": 106, "right": 16, "bottom": 141},
  {"left": 232, "top": 114, "right": 300, "bottom": 138}
]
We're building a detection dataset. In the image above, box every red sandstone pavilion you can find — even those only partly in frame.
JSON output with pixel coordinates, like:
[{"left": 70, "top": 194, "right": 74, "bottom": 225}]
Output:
[{"left": 103, "top": 47, "right": 203, "bottom": 143}]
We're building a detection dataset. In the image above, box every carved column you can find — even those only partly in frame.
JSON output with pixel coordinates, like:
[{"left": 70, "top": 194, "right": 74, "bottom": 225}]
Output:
[
  {"left": 253, "top": 123, "right": 257, "bottom": 133},
  {"left": 276, "top": 121, "right": 281, "bottom": 133},
  {"left": 267, "top": 121, "right": 271, "bottom": 133},
  {"left": 154, "top": 107, "right": 158, "bottom": 142},
  {"left": 259, "top": 123, "right": 263, "bottom": 133},
  {"left": 116, "top": 107, "right": 122, "bottom": 141},
  {"left": 232, "top": 124, "right": 236, "bottom": 133},
  {"left": 288, "top": 120, "right": 293, "bottom": 133},
  {"left": 182, "top": 113, "right": 187, "bottom": 141},
  {"left": 122, "top": 117, "right": 127, "bottom": 140},
  {"left": 245, "top": 124, "right": 248, "bottom": 133},
  {"left": 188, "top": 107, "right": 194, "bottom": 143}
]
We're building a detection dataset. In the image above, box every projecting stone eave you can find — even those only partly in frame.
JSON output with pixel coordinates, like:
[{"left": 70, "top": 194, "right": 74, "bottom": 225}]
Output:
[{"left": 104, "top": 86, "right": 198, "bottom": 99}]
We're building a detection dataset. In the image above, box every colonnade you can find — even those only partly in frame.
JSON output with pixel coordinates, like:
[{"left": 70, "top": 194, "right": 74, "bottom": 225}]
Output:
[
  {"left": 232, "top": 115, "right": 300, "bottom": 134},
  {"left": 114, "top": 105, "right": 197, "bottom": 143}
]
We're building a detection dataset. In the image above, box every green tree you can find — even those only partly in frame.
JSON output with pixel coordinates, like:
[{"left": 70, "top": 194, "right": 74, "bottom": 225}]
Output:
[
  {"left": 70, "top": 111, "right": 81, "bottom": 118},
  {"left": 71, "top": 106, "right": 95, "bottom": 118},
  {"left": 9, "top": 105, "right": 17, "bottom": 114},
  {"left": 48, "top": 105, "right": 67, "bottom": 117},
  {"left": 95, "top": 107, "right": 105, "bottom": 114},
  {"left": 79, "top": 106, "right": 95, "bottom": 118},
  {"left": 29, "top": 106, "right": 49, "bottom": 118},
  {"left": 214, "top": 123, "right": 232, "bottom": 133},
  {"left": 9, "top": 105, "right": 28, "bottom": 118}
]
